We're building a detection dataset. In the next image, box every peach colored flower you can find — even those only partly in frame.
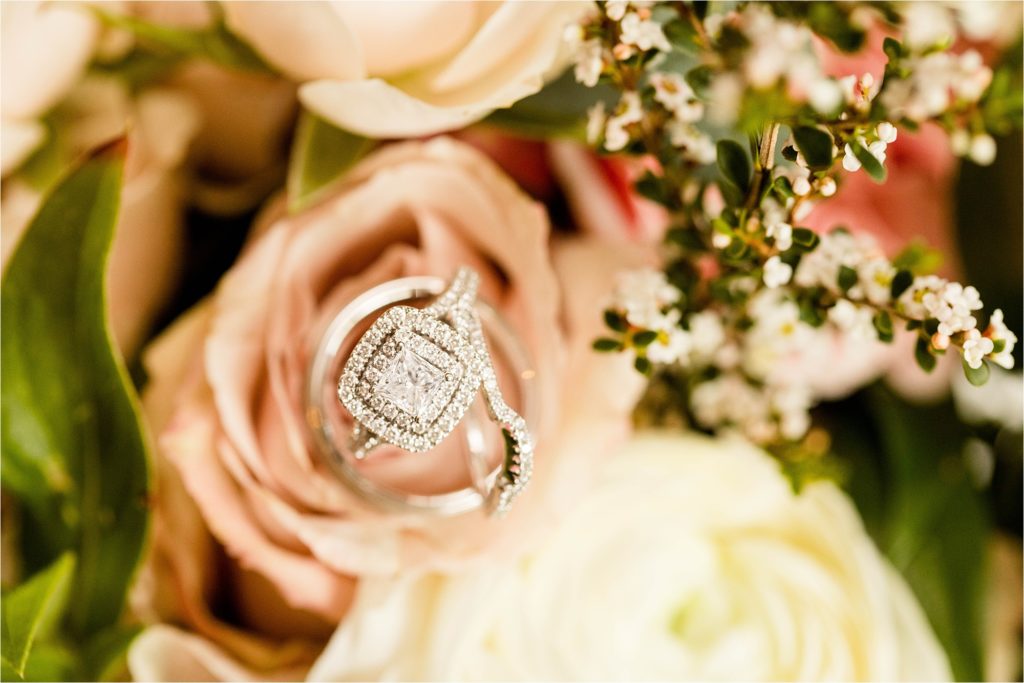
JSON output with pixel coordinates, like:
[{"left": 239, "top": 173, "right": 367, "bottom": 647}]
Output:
[
  {"left": 1, "top": 0, "right": 97, "bottom": 174},
  {"left": 130, "top": 138, "right": 645, "bottom": 674},
  {"left": 1, "top": 76, "right": 199, "bottom": 355},
  {"left": 222, "top": 2, "right": 586, "bottom": 138}
]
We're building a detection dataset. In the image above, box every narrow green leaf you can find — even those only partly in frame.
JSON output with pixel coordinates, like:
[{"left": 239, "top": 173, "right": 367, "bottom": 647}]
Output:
[
  {"left": 962, "top": 358, "right": 990, "bottom": 386},
  {"left": 287, "top": 110, "right": 373, "bottom": 213},
  {"left": 890, "top": 269, "right": 914, "bottom": 299},
  {"left": 592, "top": 338, "right": 623, "bottom": 352},
  {"left": 791, "top": 227, "right": 820, "bottom": 250},
  {"left": 1, "top": 146, "right": 151, "bottom": 638},
  {"left": 632, "top": 330, "right": 659, "bottom": 347},
  {"left": 873, "top": 310, "right": 894, "bottom": 342},
  {"left": 883, "top": 36, "right": 903, "bottom": 62},
  {"left": 850, "top": 140, "right": 887, "bottom": 182},
  {"left": 1, "top": 554, "right": 75, "bottom": 677},
  {"left": 634, "top": 356, "right": 653, "bottom": 375},
  {"left": 603, "top": 310, "right": 629, "bottom": 333},
  {"left": 792, "top": 126, "right": 835, "bottom": 169},
  {"left": 82, "top": 624, "right": 143, "bottom": 682},
  {"left": 837, "top": 265, "right": 859, "bottom": 293},
  {"left": 915, "top": 337, "right": 937, "bottom": 373},
  {"left": 716, "top": 139, "right": 751, "bottom": 194}
]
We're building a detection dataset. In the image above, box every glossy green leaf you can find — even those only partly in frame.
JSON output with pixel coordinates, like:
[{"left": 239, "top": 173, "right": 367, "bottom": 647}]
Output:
[
  {"left": 837, "top": 264, "right": 858, "bottom": 293},
  {"left": 592, "top": 338, "right": 623, "bottom": 352},
  {"left": 915, "top": 337, "right": 937, "bottom": 372},
  {"left": 962, "top": 358, "right": 990, "bottom": 386},
  {"left": 792, "top": 126, "right": 834, "bottom": 169},
  {"left": 1, "top": 146, "right": 151, "bottom": 639},
  {"left": 288, "top": 110, "right": 373, "bottom": 213},
  {"left": 890, "top": 268, "right": 914, "bottom": 299},
  {"left": 850, "top": 140, "right": 887, "bottom": 182},
  {"left": 716, "top": 139, "right": 752, "bottom": 194},
  {"left": 872, "top": 310, "right": 894, "bottom": 343},
  {"left": 484, "top": 69, "right": 617, "bottom": 140},
  {"left": 1, "top": 554, "right": 75, "bottom": 678}
]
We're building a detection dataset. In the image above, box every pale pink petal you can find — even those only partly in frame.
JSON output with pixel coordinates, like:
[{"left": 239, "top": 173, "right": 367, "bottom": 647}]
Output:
[{"left": 0, "top": 118, "right": 44, "bottom": 175}]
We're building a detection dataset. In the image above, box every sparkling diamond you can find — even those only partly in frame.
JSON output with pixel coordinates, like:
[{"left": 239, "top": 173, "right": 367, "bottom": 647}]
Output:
[{"left": 376, "top": 345, "right": 449, "bottom": 421}]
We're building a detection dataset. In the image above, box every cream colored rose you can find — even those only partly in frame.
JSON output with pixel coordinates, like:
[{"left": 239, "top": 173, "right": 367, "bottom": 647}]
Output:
[
  {"left": 1, "top": 75, "right": 199, "bottom": 355},
  {"left": 300, "top": 433, "right": 952, "bottom": 681},
  {"left": 222, "top": 1, "right": 586, "bottom": 138},
  {"left": 1, "top": 1, "right": 98, "bottom": 174}
]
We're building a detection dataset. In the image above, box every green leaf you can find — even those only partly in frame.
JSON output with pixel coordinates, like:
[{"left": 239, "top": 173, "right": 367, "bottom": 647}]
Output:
[
  {"left": 632, "top": 330, "right": 659, "bottom": 347},
  {"left": 791, "top": 227, "right": 820, "bottom": 250},
  {"left": 484, "top": 68, "right": 617, "bottom": 140},
  {"left": 883, "top": 36, "right": 904, "bottom": 62},
  {"left": 592, "top": 338, "right": 623, "bottom": 352},
  {"left": 684, "top": 65, "right": 715, "bottom": 98},
  {"left": 716, "top": 139, "right": 751, "bottom": 194},
  {"left": 634, "top": 356, "right": 653, "bottom": 375},
  {"left": 892, "top": 241, "right": 944, "bottom": 275},
  {"left": 850, "top": 140, "right": 887, "bottom": 182},
  {"left": 837, "top": 265, "right": 859, "bottom": 293},
  {"left": 82, "top": 624, "right": 143, "bottom": 682},
  {"left": 603, "top": 309, "right": 629, "bottom": 333},
  {"left": 288, "top": 110, "right": 373, "bottom": 213},
  {"left": 90, "top": 6, "right": 272, "bottom": 74},
  {"left": 872, "top": 310, "right": 894, "bottom": 342},
  {"left": 915, "top": 337, "right": 937, "bottom": 373},
  {"left": 1, "top": 146, "right": 151, "bottom": 639},
  {"left": 890, "top": 269, "right": 914, "bottom": 299},
  {"left": 1, "top": 553, "right": 75, "bottom": 678},
  {"left": 962, "top": 358, "right": 990, "bottom": 386},
  {"left": 792, "top": 126, "right": 835, "bottom": 169}
]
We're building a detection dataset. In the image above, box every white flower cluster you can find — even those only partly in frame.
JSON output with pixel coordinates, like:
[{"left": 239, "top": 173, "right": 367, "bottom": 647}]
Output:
[
  {"left": 650, "top": 73, "right": 715, "bottom": 163},
  {"left": 691, "top": 372, "right": 812, "bottom": 442},
  {"left": 794, "top": 230, "right": 892, "bottom": 304},
  {"left": 612, "top": 268, "right": 682, "bottom": 330}
]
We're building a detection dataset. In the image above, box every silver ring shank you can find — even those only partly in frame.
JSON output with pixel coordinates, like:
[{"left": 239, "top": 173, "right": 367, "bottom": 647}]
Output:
[{"left": 305, "top": 276, "right": 535, "bottom": 516}]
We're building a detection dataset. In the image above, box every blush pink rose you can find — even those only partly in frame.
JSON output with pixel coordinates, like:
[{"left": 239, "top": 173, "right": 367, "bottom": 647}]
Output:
[{"left": 130, "top": 137, "right": 645, "bottom": 677}]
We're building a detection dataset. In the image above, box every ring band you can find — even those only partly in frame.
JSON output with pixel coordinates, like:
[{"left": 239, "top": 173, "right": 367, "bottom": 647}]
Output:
[{"left": 305, "top": 269, "right": 536, "bottom": 516}]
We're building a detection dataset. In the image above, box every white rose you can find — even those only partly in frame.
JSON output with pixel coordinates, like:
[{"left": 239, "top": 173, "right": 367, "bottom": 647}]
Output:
[
  {"left": 308, "top": 433, "right": 951, "bottom": 681},
  {"left": 1, "top": 75, "right": 200, "bottom": 355},
  {"left": 222, "top": 1, "right": 586, "bottom": 138},
  {"left": 1, "top": 0, "right": 98, "bottom": 174}
]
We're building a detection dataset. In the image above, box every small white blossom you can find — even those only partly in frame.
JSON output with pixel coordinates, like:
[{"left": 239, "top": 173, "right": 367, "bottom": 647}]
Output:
[
  {"left": 921, "top": 281, "right": 983, "bottom": 336},
  {"left": 646, "top": 327, "right": 693, "bottom": 364},
  {"left": 857, "top": 258, "right": 896, "bottom": 305},
  {"left": 792, "top": 176, "right": 811, "bottom": 197},
  {"left": 605, "top": 0, "right": 629, "bottom": 21},
  {"left": 666, "top": 120, "right": 716, "bottom": 163},
  {"left": 619, "top": 11, "right": 671, "bottom": 52},
  {"left": 969, "top": 133, "right": 996, "bottom": 165},
  {"left": 985, "top": 309, "right": 1018, "bottom": 369},
  {"left": 604, "top": 91, "right": 643, "bottom": 152},
  {"left": 613, "top": 268, "right": 681, "bottom": 329},
  {"left": 688, "top": 310, "right": 726, "bottom": 362},
  {"left": 573, "top": 39, "right": 605, "bottom": 87},
  {"left": 763, "top": 256, "right": 793, "bottom": 288},
  {"left": 876, "top": 122, "right": 898, "bottom": 144},
  {"left": 843, "top": 143, "right": 862, "bottom": 172},
  {"left": 771, "top": 383, "right": 813, "bottom": 440},
  {"left": 809, "top": 78, "right": 843, "bottom": 113},
  {"left": 828, "top": 300, "right": 876, "bottom": 341},
  {"left": 761, "top": 199, "right": 793, "bottom": 250},
  {"left": 963, "top": 333, "right": 995, "bottom": 369},
  {"left": 904, "top": 2, "right": 956, "bottom": 51},
  {"left": 795, "top": 229, "right": 877, "bottom": 292},
  {"left": 819, "top": 176, "right": 837, "bottom": 197},
  {"left": 650, "top": 73, "right": 703, "bottom": 122},
  {"left": 898, "top": 274, "right": 947, "bottom": 319}
]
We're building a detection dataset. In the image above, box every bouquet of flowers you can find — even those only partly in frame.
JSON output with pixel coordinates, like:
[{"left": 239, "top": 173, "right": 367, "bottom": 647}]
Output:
[{"left": 1, "top": 1, "right": 1021, "bottom": 681}]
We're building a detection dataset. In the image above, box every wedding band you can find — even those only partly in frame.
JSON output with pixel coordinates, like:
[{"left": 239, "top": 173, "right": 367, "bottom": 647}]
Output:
[{"left": 305, "top": 268, "right": 535, "bottom": 516}]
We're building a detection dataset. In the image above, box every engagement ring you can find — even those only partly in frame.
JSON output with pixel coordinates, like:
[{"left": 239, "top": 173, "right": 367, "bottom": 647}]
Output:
[{"left": 306, "top": 268, "right": 535, "bottom": 517}]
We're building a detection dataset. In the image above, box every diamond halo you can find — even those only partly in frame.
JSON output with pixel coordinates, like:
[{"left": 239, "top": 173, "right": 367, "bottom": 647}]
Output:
[{"left": 336, "top": 268, "right": 534, "bottom": 515}]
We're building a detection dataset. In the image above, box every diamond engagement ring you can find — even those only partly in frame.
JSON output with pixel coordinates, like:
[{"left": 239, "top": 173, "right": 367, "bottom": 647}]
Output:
[{"left": 306, "top": 268, "right": 535, "bottom": 517}]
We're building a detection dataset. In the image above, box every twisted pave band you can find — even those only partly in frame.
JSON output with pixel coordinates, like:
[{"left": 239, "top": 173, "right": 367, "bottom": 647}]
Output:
[{"left": 334, "top": 268, "right": 533, "bottom": 516}]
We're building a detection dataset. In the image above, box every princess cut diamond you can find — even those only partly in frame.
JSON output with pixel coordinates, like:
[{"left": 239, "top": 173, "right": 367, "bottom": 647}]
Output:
[{"left": 376, "top": 344, "right": 447, "bottom": 421}]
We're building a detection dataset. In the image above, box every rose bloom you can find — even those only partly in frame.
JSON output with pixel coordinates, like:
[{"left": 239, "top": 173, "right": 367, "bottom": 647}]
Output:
[
  {"left": 128, "top": 138, "right": 646, "bottom": 677},
  {"left": 0, "top": 0, "right": 96, "bottom": 174},
  {"left": 222, "top": 2, "right": 586, "bottom": 138},
  {"left": 134, "top": 433, "right": 951, "bottom": 681},
  {"left": 1, "top": 75, "right": 199, "bottom": 355}
]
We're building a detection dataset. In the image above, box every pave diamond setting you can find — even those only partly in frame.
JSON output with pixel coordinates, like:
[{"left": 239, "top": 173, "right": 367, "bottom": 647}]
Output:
[
  {"left": 336, "top": 268, "right": 534, "bottom": 516},
  {"left": 339, "top": 305, "right": 480, "bottom": 452}
]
